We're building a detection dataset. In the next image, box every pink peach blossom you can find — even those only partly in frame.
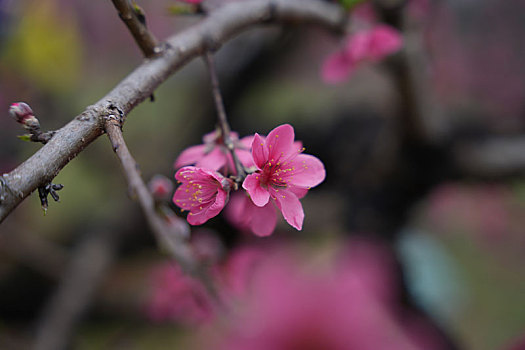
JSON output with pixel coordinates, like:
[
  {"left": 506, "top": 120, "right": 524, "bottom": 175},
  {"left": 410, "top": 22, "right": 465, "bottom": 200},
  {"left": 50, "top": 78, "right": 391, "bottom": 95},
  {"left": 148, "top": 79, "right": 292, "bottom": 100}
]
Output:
[
  {"left": 172, "top": 166, "right": 231, "bottom": 225},
  {"left": 367, "top": 25, "right": 404, "bottom": 61},
  {"left": 146, "top": 263, "right": 213, "bottom": 324},
  {"left": 174, "top": 130, "right": 254, "bottom": 175},
  {"left": 321, "top": 24, "right": 403, "bottom": 84},
  {"left": 199, "top": 244, "right": 429, "bottom": 350},
  {"left": 242, "top": 124, "right": 325, "bottom": 231},
  {"left": 225, "top": 192, "right": 278, "bottom": 237}
]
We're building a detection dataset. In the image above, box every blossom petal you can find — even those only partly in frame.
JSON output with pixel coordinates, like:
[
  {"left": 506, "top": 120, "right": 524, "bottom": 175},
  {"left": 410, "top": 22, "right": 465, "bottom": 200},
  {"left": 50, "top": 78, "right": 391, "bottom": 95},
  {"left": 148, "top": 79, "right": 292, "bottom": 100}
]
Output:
[
  {"left": 282, "top": 154, "right": 326, "bottom": 188},
  {"left": 346, "top": 31, "right": 371, "bottom": 62},
  {"left": 266, "top": 124, "right": 296, "bottom": 163},
  {"left": 174, "top": 145, "right": 206, "bottom": 169},
  {"left": 224, "top": 192, "right": 249, "bottom": 229},
  {"left": 271, "top": 187, "right": 304, "bottom": 230},
  {"left": 239, "top": 135, "right": 257, "bottom": 149},
  {"left": 249, "top": 202, "right": 277, "bottom": 237},
  {"left": 288, "top": 185, "right": 308, "bottom": 199},
  {"left": 251, "top": 133, "right": 268, "bottom": 169},
  {"left": 174, "top": 166, "right": 199, "bottom": 183},
  {"left": 187, "top": 189, "right": 228, "bottom": 225},
  {"left": 196, "top": 147, "right": 227, "bottom": 171},
  {"left": 236, "top": 149, "right": 256, "bottom": 169},
  {"left": 368, "top": 25, "right": 402, "bottom": 61},
  {"left": 243, "top": 173, "right": 269, "bottom": 207},
  {"left": 321, "top": 50, "right": 355, "bottom": 84}
]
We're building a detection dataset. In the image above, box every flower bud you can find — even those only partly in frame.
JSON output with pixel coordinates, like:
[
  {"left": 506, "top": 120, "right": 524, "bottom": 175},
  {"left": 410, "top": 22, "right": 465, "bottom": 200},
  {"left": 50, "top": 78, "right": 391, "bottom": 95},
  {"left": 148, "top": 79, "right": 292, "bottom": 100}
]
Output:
[
  {"left": 9, "top": 102, "right": 40, "bottom": 130},
  {"left": 148, "top": 174, "right": 174, "bottom": 202}
]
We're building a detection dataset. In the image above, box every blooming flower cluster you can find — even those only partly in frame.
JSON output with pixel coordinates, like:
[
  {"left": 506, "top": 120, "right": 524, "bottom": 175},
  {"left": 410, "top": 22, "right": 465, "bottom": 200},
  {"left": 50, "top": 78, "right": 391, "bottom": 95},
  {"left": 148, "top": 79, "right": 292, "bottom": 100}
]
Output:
[{"left": 172, "top": 124, "right": 325, "bottom": 236}]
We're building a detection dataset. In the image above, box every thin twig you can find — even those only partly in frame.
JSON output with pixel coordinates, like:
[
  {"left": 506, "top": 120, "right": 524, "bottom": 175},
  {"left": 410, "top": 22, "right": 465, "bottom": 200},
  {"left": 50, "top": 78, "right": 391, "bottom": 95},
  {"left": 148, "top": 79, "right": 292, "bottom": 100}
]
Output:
[
  {"left": 110, "top": 0, "right": 160, "bottom": 57},
  {"left": 204, "top": 52, "right": 246, "bottom": 180},
  {"left": 104, "top": 119, "right": 220, "bottom": 300}
]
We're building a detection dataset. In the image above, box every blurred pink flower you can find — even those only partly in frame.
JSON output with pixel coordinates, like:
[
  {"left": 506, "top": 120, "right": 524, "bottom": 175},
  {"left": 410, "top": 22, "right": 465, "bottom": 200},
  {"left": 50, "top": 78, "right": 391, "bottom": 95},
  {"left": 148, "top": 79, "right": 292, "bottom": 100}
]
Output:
[
  {"left": 426, "top": 184, "right": 511, "bottom": 241},
  {"left": 216, "top": 245, "right": 266, "bottom": 298},
  {"left": 173, "top": 166, "right": 232, "bottom": 225},
  {"left": 174, "top": 130, "right": 255, "bottom": 175},
  {"left": 146, "top": 263, "right": 213, "bottom": 325},
  {"left": 191, "top": 229, "right": 225, "bottom": 264},
  {"left": 225, "top": 192, "right": 278, "bottom": 237},
  {"left": 242, "top": 124, "right": 325, "bottom": 231},
  {"left": 199, "top": 243, "right": 430, "bottom": 350},
  {"left": 321, "top": 24, "right": 403, "bottom": 84}
]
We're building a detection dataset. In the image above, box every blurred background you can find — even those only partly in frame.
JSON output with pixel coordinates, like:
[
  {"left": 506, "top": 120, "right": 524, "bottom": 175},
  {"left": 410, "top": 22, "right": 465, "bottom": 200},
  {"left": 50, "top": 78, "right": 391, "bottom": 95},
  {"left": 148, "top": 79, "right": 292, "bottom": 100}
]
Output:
[{"left": 0, "top": 0, "right": 524, "bottom": 349}]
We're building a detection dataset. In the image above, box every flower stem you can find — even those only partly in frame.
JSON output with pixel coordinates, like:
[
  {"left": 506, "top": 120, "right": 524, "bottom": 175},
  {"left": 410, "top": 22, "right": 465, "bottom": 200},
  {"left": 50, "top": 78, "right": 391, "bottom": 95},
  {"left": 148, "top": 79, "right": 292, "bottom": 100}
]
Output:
[{"left": 204, "top": 51, "right": 247, "bottom": 182}]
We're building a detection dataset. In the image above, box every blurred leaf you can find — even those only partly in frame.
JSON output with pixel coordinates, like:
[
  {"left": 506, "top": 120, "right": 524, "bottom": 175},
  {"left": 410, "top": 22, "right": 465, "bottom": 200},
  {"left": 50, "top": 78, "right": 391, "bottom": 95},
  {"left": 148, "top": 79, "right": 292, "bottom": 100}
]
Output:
[
  {"left": 166, "top": 4, "right": 198, "bottom": 16},
  {"left": 16, "top": 134, "right": 31, "bottom": 142},
  {"left": 340, "top": 0, "right": 368, "bottom": 10},
  {"left": 3, "top": 0, "right": 83, "bottom": 93}
]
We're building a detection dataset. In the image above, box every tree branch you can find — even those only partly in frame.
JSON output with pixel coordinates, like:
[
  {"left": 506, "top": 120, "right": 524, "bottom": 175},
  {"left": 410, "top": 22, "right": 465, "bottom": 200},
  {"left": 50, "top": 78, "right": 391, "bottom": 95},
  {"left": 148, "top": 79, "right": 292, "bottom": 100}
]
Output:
[
  {"left": 204, "top": 51, "right": 246, "bottom": 180},
  {"left": 32, "top": 229, "right": 117, "bottom": 350},
  {"left": 454, "top": 136, "right": 525, "bottom": 179},
  {"left": 0, "top": 0, "right": 346, "bottom": 223},
  {"left": 110, "top": 0, "right": 160, "bottom": 57},
  {"left": 105, "top": 119, "right": 198, "bottom": 272},
  {"left": 104, "top": 119, "right": 220, "bottom": 302}
]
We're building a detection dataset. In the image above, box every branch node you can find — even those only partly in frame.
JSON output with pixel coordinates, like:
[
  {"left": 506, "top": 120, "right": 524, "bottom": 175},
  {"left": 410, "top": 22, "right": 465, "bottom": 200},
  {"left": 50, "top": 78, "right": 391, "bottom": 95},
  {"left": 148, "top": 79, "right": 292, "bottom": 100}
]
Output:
[{"left": 203, "top": 34, "right": 221, "bottom": 53}]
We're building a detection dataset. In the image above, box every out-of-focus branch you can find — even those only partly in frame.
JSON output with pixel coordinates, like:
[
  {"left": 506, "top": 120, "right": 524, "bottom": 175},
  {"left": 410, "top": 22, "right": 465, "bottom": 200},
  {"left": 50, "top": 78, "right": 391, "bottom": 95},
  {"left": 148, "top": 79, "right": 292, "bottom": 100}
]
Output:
[
  {"left": 454, "top": 136, "right": 525, "bottom": 179},
  {"left": 0, "top": 0, "right": 346, "bottom": 224},
  {"left": 32, "top": 230, "right": 117, "bottom": 350},
  {"left": 110, "top": 0, "right": 160, "bottom": 57}
]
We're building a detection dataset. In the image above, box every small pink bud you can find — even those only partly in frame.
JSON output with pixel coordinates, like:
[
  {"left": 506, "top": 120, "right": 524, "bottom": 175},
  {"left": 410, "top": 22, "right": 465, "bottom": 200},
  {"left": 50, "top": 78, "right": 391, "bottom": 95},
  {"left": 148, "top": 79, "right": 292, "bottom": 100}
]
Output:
[
  {"left": 148, "top": 175, "right": 174, "bottom": 202},
  {"left": 9, "top": 102, "right": 40, "bottom": 129}
]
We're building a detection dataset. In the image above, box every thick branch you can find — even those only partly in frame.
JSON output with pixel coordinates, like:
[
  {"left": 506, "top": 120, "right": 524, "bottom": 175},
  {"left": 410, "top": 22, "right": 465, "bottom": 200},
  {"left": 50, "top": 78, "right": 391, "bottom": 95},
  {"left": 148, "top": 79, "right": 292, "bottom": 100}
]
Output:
[
  {"left": 110, "top": 0, "right": 160, "bottom": 57},
  {"left": 0, "top": 0, "right": 346, "bottom": 223}
]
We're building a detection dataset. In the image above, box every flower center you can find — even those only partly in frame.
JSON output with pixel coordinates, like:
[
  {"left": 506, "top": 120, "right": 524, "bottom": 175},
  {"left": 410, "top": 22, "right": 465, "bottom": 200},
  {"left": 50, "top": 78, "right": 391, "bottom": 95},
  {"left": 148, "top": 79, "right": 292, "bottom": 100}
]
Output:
[{"left": 259, "top": 161, "right": 288, "bottom": 188}]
